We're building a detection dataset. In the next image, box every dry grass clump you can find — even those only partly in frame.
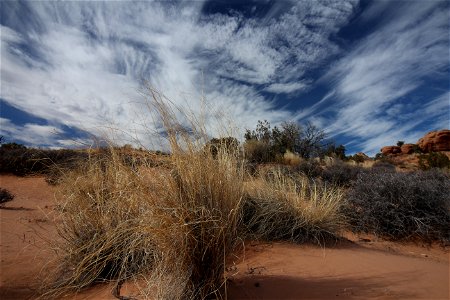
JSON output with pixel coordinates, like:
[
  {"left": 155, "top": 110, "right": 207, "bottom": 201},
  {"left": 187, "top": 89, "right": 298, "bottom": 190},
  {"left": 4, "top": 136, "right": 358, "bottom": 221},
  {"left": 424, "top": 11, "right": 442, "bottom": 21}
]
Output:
[
  {"left": 42, "top": 151, "right": 160, "bottom": 298},
  {"left": 146, "top": 89, "right": 245, "bottom": 299},
  {"left": 153, "top": 146, "right": 244, "bottom": 299},
  {"left": 243, "top": 167, "right": 346, "bottom": 244},
  {"left": 43, "top": 88, "right": 245, "bottom": 299},
  {"left": 283, "top": 150, "right": 302, "bottom": 166}
]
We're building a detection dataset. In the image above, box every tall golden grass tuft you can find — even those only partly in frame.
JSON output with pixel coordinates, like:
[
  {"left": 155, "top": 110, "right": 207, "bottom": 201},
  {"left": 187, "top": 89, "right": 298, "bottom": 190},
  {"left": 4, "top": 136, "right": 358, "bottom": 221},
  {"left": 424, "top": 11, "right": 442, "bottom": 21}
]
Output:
[
  {"left": 42, "top": 150, "right": 161, "bottom": 298},
  {"left": 243, "top": 167, "right": 346, "bottom": 244},
  {"left": 283, "top": 150, "right": 302, "bottom": 166},
  {"left": 146, "top": 88, "right": 245, "bottom": 298},
  {"left": 43, "top": 88, "right": 245, "bottom": 299}
]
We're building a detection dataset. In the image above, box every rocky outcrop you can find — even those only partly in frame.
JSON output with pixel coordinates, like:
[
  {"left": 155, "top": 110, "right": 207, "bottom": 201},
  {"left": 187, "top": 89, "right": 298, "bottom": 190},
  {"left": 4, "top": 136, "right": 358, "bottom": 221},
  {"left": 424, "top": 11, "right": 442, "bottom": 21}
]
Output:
[
  {"left": 417, "top": 130, "right": 450, "bottom": 153},
  {"left": 379, "top": 129, "right": 449, "bottom": 156},
  {"left": 381, "top": 146, "right": 401, "bottom": 155},
  {"left": 400, "top": 143, "right": 416, "bottom": 154}
]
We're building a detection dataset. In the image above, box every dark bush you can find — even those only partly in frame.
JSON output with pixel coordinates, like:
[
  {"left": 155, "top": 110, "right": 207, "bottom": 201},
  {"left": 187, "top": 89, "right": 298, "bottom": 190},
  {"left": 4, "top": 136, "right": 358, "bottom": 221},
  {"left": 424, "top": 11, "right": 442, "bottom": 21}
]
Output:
[
  {"left": 0, "top": 142, "right": 26, "bottom": 150},
  {"left": 206, "top": 137, "right": 239, "bottom": 159},
  {"left": 244, "top": 140, "right": 273, "bottom": 163},
  {"left": 0, "top": 188, "right": 14, "bottom": 205},
  {"left": 321, "top": 162, "right": 362, "bottom": 187},
  {"left": 372, "top": 160, "right": 396, "bottom": 171},
  {"left": 345, "top": 169, "right": 450, "bottom": 242},
  {"left": 419, "top": 152, "right": 450, "bottom": 170},
  {"left": 293, "top": 159, "right": 322, "bottom": 179},
  {"left": 0, "top": 147, "right": 88, "bottom": 176},
  {"left": 348, "top": 154, "right": 365, "bottom": 163}
]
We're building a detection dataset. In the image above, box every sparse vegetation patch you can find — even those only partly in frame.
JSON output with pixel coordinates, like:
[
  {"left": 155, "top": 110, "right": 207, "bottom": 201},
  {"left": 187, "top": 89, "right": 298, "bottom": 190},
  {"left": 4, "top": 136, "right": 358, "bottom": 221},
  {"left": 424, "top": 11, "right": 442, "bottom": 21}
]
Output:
[
  {"left": 243, "top": 167, "right": 346, "bottom": 244},
  {"left": 344, "top": 168, "right": 450, "bottom": 242}
]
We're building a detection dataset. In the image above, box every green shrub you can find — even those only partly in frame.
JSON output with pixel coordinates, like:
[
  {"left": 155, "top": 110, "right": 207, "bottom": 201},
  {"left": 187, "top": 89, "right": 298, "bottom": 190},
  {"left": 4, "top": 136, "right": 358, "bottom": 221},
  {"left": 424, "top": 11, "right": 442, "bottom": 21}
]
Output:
[{"left": 345, "top": 169, "right": 450, "bottom": 242}]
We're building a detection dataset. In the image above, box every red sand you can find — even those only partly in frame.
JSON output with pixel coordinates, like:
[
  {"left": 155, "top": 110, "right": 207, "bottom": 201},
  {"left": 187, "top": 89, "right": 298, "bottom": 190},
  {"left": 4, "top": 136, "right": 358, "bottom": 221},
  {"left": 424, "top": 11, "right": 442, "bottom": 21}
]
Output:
[
  {"left": 226, "top": 241, "right": 449, "bottom": 299},
  {"left": 1, "top": 175, "right": 449, "bottom": 299},
  {"left": 0, "top": 175, "right": 57, "bottom": 299}
]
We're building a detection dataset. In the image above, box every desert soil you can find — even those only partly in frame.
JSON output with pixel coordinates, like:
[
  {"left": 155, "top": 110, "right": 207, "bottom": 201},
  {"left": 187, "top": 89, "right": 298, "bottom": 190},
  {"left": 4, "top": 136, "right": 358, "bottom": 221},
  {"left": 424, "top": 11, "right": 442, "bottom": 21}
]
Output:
[{"left": 1, "top": 175, "right": 448, "bottom": 300}]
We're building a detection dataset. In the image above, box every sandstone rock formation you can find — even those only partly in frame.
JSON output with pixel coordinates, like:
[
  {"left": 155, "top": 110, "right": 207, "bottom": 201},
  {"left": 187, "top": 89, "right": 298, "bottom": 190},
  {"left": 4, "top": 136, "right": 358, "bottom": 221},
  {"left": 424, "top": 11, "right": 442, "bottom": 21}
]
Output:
[
  {"left": 380, "top": 129, "right": 449, "bottom": 156},
  {"left": 400, "top": 143, "right": 416, "bottom": 154},
  {"left": 381, "top": 146, "right": 401, "bottom": 155},
  {"left": 417, "top": 130, "right": 450, "bottom": 153}
]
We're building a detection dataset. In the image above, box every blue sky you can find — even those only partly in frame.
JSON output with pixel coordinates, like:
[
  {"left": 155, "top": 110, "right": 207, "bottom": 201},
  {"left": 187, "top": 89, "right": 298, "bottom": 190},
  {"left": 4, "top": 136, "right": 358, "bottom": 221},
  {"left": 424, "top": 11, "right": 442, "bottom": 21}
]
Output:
[{"left": 1, "top": 0, "right": 449, "bottom": 155}]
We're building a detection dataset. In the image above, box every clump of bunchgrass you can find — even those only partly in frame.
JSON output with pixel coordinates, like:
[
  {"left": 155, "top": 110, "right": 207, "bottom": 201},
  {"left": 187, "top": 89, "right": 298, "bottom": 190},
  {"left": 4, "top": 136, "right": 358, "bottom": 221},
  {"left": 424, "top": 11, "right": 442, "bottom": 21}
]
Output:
[
  {"left": 243, "top": 167, "right": 346, "bottom": 244},
  {"left": 42, "top": 150, "right": 160, "bottom": 298},
  {"left": 43, "top": 87, "right": 245, "bottom": 299},
  {"left": 282, "top": 150, "right": 302, "bottom": 166},
  {"left": 146, "top": 88, "right": 245, "bottom": 299}
]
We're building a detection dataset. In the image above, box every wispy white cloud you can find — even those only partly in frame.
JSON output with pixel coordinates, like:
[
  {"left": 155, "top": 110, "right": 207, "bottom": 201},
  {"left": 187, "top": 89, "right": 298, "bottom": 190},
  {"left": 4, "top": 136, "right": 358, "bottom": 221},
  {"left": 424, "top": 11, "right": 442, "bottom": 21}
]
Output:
[
  {"left": 265, "top": 82, "right": 308, "bottom": 94},
  {"left": 1, "top": 1, "right": 358, "bottom": 148},
  {"left": 0, "top": 117, "right": 62, "bottom": 146}
]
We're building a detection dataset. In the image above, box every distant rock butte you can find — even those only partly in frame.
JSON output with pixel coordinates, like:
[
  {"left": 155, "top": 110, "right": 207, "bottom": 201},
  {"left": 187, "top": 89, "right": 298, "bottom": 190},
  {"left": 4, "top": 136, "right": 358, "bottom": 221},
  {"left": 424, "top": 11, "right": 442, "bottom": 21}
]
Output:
[
  {"left": 417, "top": 130, "right": 450, "bottom": 153},
  {"left": 380, "top": 129, "right": 450, "bottom": 156}
]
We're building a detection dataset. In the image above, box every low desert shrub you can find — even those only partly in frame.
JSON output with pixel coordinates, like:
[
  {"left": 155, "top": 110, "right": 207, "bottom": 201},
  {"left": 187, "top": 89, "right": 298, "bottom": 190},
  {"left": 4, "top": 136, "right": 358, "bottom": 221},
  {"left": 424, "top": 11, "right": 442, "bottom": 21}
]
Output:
[
  {"left": 347, "top": 154, "right": 365, "bottom": 164},
  {"left": 0, "top": 146, "right": 87, "bottom": 177},
  {"left": 345, "top": 169, "right": 450, "bottom": 242},
  {"left": 321, "top": 162, "right": 362, "bottom": 187},
  {"left": 372, "top": 160, "right": 396, "bottom": 171},
  {"left": 243, "top": 167, "right": 346, "bottom": 244},
  {"left": 0, "top": 188, "right": 14, "bottom": 205},
  {"left": 419, "top": 152, "right": 450, "bottom": 170},
  {"left": 293, "top": 159, "right": 322, "bottom": 179},
  {"left": 244, "top": 139, "right": 273, "bottom": 163}
]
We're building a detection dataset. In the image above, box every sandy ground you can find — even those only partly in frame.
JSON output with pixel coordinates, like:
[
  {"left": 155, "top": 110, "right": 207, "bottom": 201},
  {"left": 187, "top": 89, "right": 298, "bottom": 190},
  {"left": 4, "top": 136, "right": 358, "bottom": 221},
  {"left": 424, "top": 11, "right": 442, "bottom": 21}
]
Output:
[
  {"left": 0, "top": 175, "right": 58, "bottom": 299},
  {"left": 226, "top": 240, "right": 449, "bottom": 299},
  {"left": 1, "top": 175, "right": 448, "bottom": 300}
]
